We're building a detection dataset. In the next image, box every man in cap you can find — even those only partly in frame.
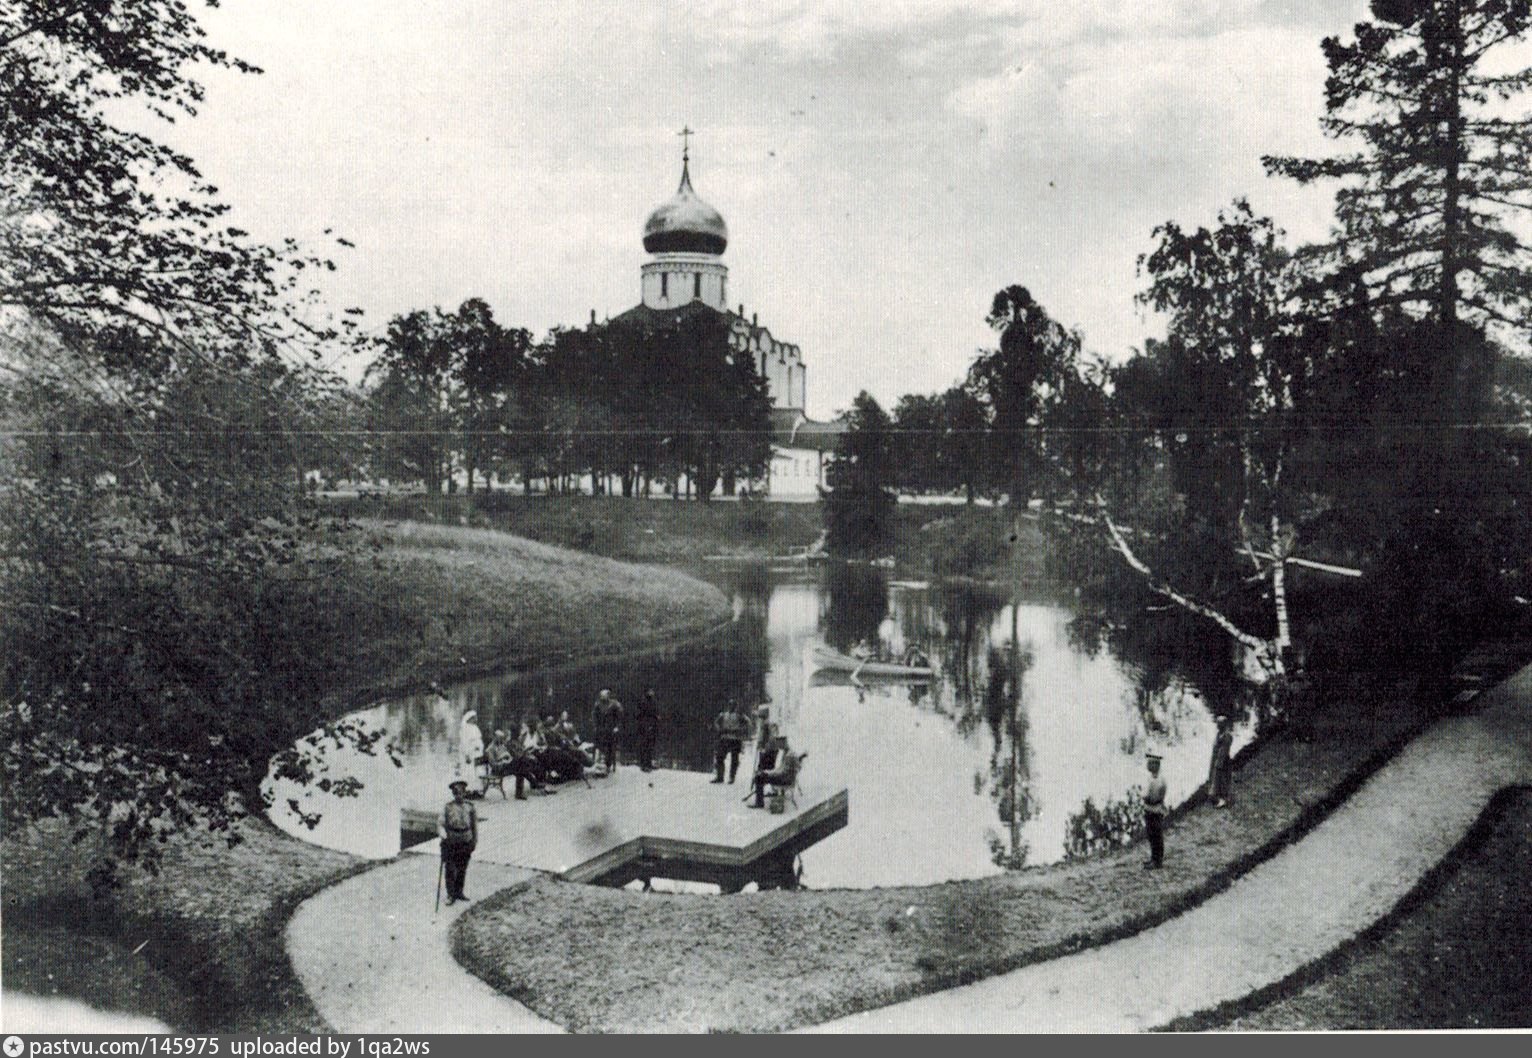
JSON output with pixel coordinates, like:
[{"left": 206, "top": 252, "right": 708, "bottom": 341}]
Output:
[
  {"left": 636, "top": 689, "right": 661, "bottom": 772},
  {"left": 1143, "top": 753, "right": 1168, "bottom": 869},
  {"left": 711, "top": 698, "right": 748, "bottom": 783},
  {"left": 752, "top": 704, "right": 779, "bottom": 774},
  {"left": 439, "top": 779, "right": 479, "bottom": 903},
  {"left": 1208, "top": 716, "right": 1234, "bottom": 808},
  {"left": 592, "top": 689, "right": 624, "bottom": 775}
]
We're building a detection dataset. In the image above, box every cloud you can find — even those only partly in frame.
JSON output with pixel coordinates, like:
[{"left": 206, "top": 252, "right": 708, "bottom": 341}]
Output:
[{"left": 174, "top": 0, "right": 1365, "bottom": 413}]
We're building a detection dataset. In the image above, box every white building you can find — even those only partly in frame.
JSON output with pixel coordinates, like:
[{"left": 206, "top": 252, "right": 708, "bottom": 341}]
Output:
[{"left": 609, "top": 146, "right": 841, "bottom": 499}]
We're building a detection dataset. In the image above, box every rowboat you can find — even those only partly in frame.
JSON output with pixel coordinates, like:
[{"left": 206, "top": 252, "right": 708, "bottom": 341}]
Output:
[{"left": 810, "top": 645, "right": 935, "bottom": 679}]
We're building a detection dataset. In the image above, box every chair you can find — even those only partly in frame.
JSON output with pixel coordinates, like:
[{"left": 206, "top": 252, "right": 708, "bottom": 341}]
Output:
[
  {"left": 477, "top": 756, "right": 508, "bottom": 800},
  {"left": 765, "top": 752, "right": 805, "bottom": 811}
]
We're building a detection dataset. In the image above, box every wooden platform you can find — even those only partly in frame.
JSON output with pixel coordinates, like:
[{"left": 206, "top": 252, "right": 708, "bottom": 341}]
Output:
[{"left": 402, "top": 766, "right": 848, "bottom": 892}]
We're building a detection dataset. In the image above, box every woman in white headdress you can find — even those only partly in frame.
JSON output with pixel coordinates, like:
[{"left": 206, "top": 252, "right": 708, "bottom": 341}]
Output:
[{"left": 457, "top": 709, "right": 484, "bottom": 780}]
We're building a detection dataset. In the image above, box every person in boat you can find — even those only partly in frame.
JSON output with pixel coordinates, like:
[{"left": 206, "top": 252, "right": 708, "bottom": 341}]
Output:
[
  {"left": 749, "top": 734, "right": 803, "bottom": 809},
  {"left": 438, "top": 779, "right": 478, "bottom": 904},
  {"left": 902, "top": 644, "right": 931, "bottom": 669},
  {"left": 851, "top": 639, "right": 874, "bottom": 661},
  {"left": 635, "top": 689, "right": 661, "bottom": 772},
  {"left": 710, "top": 698, "right": 748, "bottom": 784},
  {"left": 487, "top": 728, "right": 550, "bottom": 800},
  {"left": 592, "top": 689, "right": 624, "bottom": 775}
]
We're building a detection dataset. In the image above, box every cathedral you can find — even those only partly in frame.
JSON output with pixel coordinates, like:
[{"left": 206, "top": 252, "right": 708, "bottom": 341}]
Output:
[{"left": 608, "top": 142, "right": 841, "bottom": 499}]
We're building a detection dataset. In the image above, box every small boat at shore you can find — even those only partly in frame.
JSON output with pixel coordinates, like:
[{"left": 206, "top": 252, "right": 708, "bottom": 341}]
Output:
[{"left": 810, "top": 645, "right": 935, "bottom": 679}]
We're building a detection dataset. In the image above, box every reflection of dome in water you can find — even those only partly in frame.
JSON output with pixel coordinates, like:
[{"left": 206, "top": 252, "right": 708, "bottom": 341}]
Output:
[{"left": 642, "top": 157, "right": 728, "bottom": 255}]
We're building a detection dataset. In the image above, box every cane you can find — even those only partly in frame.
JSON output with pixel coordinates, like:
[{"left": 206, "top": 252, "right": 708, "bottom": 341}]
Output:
[{"left": 435, "top": 855, "right": 444, "bottom": 913}]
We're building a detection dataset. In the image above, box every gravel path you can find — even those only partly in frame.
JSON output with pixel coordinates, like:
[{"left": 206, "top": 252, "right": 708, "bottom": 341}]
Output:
[
  {"left": 803, "top": 664, "right": 1532, "bottom": 1032},
  {"left": 285, "top": 856, "right": 562, "bottom": 1034},
  {"left": 286, "top": 664, "right": 1531, "bottom": 1033}
]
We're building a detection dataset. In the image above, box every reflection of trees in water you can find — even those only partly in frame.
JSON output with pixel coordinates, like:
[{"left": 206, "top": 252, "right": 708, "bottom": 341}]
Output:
[
  {"left": 391, "top": 695, "right": 454, "bottom": 755},
  {"left": 729, "top": 564, "right": 772, "bottom": 623},
  {"left": 1064, "top": 789, "right": 1146, "bottom": 860},
  {"left": 984, "top": 637, "right": 1036, "bottom": 870},
  {"left": 1068, "top": 601, "right": 1260, "bottom": 742},
  {"left": 934, "top": 584, "right": 1008, "bottom": 709},
  {"left": 820, "top": 562, "right": 889, "bottom": 652}
]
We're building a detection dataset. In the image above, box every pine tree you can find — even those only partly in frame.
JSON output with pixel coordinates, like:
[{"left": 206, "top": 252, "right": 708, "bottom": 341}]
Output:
[{"left": 1266, "top": 0, "right": 1532, "bottom": 333}]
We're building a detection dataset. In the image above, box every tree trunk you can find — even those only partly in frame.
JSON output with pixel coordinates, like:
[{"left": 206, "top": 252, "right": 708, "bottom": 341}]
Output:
[
  {"left": 1440, "top": 3, "right": 1464, "bottom": 330},
  {"left": 1270, "top": 511, "right": 1292, "bottom": 676}
]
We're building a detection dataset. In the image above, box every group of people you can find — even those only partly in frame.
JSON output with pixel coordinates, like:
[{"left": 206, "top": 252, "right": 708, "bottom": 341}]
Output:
[
  {"left": 851, "top": 637, "right": 931, "bottom": 669},
  {"left": 452, "top": 686, "right": 669, "bottom": 803},
  {"left": 436, "top": 689, "right": 801, "bottom": 906},
  {"left": 481, "top": 713, "right": 590, "bottom": 798},
  {"left": 709, "top": 699, "right": 803, "bottom": 809}
]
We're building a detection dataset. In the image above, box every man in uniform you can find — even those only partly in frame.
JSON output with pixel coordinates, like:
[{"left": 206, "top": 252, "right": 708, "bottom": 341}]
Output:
[
  {"left": 1143, "top": 753, "right": 1168, "bottom": 869},
  {"left": 593, "top": 688, "right": 624, "bottom": 775},
  {"left": 710, "top": 699, "right": 749, "bottom": 783},
  {"left": 439, "top": 779, "right": 479, "bottom": 904},
  {"left": 636, "top": 689, "right": 661, "bottom": 772},
  {"left": 1208, "top": 716, "right": 1234, "bottom": 807}
]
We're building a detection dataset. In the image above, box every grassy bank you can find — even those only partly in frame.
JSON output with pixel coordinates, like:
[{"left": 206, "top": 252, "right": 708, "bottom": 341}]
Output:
[
  {"left": 1194, "top": 786, "right": 1532, "bottom": 1030},
  {"left": 451, "top": 697, "right": 1439, "bottom": 1032},
  {"left": 325, "top": 493, "right": 824, "bottom": 565},
  {"left": 1, "top": 522, "right": 730, "bottom": 1031},
  {"left": 324, "top": 493, "right": 1038, "bottom": 582},
  {"left": 326, "top": 520, "right": 730, "bottom": 702}
]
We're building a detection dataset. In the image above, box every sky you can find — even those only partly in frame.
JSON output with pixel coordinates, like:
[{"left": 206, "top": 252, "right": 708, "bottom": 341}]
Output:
[{"left": 173, "top": 0, "right": 1371, "bottom": 418}]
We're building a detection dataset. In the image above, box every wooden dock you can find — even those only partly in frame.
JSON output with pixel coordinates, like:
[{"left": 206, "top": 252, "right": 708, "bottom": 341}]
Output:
[{"left": 401, "top": 766, "right": 848, "bottom": 892}]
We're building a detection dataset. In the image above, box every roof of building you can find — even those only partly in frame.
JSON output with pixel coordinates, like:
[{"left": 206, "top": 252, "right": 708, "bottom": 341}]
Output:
[
  {"left": 609, "top": 299, "right": 724, "bottom": 330},
  {"left": 771, "top": 408, "right": 846, "bottom": 451},
  {"left": 642, "top": 158, "right": 728, "bottom": 256},
  {"left": 609, "top": 302, "right": 800, "bottom": 361}
]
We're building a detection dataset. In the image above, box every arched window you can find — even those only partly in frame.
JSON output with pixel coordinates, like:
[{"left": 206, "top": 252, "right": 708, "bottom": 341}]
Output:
[
  {"left": 661, "top": 272, "right": 668, "bottom": 299},
  {"left": 694, "top": 272, "right": 702, "bottom": 299}
]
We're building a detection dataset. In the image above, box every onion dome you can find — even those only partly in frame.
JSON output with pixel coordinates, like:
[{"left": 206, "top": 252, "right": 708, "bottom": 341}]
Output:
[{"left": 643, "top": 157, "right": 728, "bottom": 255}]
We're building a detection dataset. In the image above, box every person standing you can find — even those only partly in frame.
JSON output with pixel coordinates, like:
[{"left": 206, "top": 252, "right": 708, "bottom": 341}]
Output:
[
  {"left": 593, "top": 689, "right": 624, "bottom": 775},
  {"left": 1209, "top": 717, "right": 1234, "bottom": 808},
  {"left": 711, "top": 699, "right": 748, "bottom": 784},
  {"left": 636, "top": 689, "right": 660, "bottom": 772},
  {"left": 1143, "top": 753, "right": 1168, "bottom": 870},
  {"left": 438, "top": 779, "right": 478, "bottom": 904},
  {"left": 456, "top": 707, "right": 484, "bottom": 786}
]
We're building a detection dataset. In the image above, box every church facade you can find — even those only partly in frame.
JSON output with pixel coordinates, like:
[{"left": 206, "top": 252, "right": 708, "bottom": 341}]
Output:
[{"left": 609, "top": 147, "right": 840, "bottom": 499}]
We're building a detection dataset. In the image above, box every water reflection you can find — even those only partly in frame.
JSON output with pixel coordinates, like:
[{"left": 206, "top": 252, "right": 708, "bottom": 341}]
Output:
[{"left": 268, "top": 562, "right": 1257, "bottom": 887}]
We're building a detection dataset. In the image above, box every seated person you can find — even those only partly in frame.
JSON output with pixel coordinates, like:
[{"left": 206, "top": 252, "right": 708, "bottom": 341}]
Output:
[
  {"left": 750, "top": 735, "right": 803, "bottom": 808},
  {"left": 903, "top": 645, "right": 930, "bottom": 668},
  {"left": 486, "top": 728, "right": 550, "bottom": 800},
  {"left": 534, "top": 716, "right": 586, "bottom": 782},
  {"left": 851, "top": 638, "right": 873, "bottom": 661},
  {"left": 556, "top": 710, "right": 596, "bottom": 765}
]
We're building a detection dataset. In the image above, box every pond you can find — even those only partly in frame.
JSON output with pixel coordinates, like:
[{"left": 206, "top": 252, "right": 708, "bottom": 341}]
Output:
[{"left": 267, "top": 563, "right": 1257, "bottom": 888}]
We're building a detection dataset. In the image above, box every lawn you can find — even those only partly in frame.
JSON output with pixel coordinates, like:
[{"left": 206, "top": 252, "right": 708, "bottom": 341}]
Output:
[
  {"left": 324, "top": 493, "right": 1039, "bottom": 583},
  {"left": 1, "top": 522, "right": 730, "bottom": 1031}
]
